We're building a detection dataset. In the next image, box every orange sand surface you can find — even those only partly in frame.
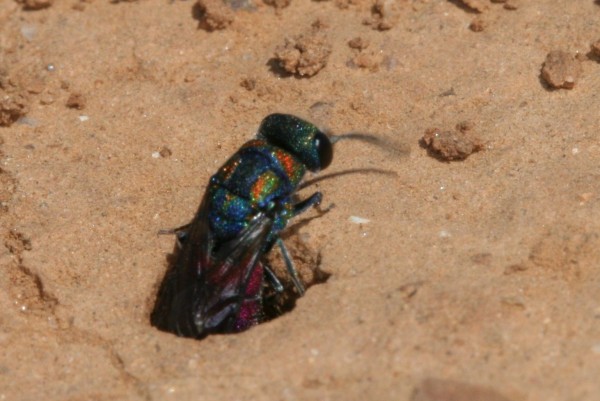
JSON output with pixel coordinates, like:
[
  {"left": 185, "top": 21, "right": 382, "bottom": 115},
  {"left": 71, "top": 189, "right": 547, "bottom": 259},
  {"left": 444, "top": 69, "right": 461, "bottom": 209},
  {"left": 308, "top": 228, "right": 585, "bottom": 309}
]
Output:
[{"left": 1, "top": 0, "right": 600, "bottom": 400}]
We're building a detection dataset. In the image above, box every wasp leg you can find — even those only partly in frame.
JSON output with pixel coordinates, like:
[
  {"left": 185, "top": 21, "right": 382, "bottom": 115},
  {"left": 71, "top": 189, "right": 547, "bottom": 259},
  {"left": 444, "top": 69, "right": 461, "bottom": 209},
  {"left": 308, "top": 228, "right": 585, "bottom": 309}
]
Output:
[
  {"left": 293, "top": 191, "right": 335, "bottom": 219},
  {"left": 264, "top": 263, "right": 284, "bottom": 293},
  {"left": 293, "top": 192, "right": 322, "bottom": 216},
  {"left": 277, "top": 238, "right": 305, "bottom": 296},
  {"left": 157, "top": 223, "right": 191, "bottom": 248},
  {"left": 280, "top": 192, "right": 334, "bottom": 296}
]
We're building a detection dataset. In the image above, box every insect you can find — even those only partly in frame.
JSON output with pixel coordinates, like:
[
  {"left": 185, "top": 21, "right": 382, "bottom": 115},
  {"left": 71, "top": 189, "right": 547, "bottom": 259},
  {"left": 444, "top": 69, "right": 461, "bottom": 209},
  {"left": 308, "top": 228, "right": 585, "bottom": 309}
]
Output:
[{"left": 151, "top": 114, "right": 388, "bottom": 339}]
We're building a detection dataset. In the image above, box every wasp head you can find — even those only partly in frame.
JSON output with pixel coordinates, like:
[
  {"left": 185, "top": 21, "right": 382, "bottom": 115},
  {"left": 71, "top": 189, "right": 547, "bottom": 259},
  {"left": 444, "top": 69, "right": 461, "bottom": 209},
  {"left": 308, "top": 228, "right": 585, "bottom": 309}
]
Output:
[{"left": 258, "top": 114, "right": 333, "bottom": 172}]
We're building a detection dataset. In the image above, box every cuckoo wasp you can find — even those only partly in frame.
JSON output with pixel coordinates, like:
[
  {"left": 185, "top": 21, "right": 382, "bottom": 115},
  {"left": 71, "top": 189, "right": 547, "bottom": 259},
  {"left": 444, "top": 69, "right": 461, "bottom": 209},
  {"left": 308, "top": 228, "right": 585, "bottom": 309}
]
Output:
[{"left": 152, "top": 113, "right": 391, "bottom": 339}]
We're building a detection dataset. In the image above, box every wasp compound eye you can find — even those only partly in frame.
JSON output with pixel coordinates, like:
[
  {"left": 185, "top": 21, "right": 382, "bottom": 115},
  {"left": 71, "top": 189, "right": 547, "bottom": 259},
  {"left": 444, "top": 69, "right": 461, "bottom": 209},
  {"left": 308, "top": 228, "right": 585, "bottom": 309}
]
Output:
[{"left": 314, "top": 131, "right": 333, "bottom": 171}]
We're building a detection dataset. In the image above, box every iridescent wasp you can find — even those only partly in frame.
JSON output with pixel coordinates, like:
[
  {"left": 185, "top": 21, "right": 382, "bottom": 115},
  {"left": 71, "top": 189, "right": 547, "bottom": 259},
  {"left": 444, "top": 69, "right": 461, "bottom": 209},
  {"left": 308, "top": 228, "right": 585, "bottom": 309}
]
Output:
[{"left": 151, "top": 114, "right": 391, "bottom": 339}]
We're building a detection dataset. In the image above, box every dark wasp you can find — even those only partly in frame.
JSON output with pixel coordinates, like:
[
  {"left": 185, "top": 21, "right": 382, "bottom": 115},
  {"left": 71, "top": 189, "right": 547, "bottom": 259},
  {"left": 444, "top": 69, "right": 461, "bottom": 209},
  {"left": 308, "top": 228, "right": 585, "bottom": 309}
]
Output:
[{"left": 152, "top": 113, "right": 387, "bottom": 339}]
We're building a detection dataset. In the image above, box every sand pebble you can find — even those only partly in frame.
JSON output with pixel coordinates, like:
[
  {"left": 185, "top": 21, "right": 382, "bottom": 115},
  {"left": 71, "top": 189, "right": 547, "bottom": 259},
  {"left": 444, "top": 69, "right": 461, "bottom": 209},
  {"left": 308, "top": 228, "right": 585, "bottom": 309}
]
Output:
[
  {"left": 274, "top": 33, "right": 331, "bottom": 77},
  {"left": 541, "top": 50, "right": 581, "bottom": 90},
  {"left": 421, "top": 124, "right": 483, "bottom": 161}
]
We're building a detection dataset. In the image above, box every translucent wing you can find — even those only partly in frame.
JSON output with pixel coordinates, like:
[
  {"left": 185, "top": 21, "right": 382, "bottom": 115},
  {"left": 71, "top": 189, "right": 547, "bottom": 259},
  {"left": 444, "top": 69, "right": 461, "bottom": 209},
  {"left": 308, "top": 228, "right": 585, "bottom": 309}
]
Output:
[{"left": 151, "top": 192, "right": 273, "bottom": 339}]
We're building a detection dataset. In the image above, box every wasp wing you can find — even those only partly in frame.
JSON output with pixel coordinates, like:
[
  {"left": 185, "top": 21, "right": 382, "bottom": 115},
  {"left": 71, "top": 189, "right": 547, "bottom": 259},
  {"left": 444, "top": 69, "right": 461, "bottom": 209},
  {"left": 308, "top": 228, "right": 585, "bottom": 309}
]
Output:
[
  {"left": 151, "top": 192, "right": 213, "bottom": 337},
  {"left": 198, "top": 211, "right": 272, "bottom": 334},
  {"left": 151, "top": 191, "right": 273, "bottom": 338}
]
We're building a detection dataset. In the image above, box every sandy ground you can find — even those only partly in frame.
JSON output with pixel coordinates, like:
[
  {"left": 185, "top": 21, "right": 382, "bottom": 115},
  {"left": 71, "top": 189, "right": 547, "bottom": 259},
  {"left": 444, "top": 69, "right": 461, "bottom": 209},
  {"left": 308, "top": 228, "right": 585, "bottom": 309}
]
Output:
[{"left": 1, "top": 0, "right": 600, "bottom": 400}]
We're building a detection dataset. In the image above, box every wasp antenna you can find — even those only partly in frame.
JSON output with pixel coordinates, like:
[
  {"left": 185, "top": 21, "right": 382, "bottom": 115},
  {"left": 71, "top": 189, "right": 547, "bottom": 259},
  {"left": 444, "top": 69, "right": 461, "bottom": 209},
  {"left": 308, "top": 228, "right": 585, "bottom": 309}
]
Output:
[
  {"left": 329, "top": 132, "right": 380, "bottom": 145},
  {"left": 299, "top": 168, "right": 398, "bottom": 190},
  {"left": 329, "top": 132, "right": 409, "bottom": 158}
]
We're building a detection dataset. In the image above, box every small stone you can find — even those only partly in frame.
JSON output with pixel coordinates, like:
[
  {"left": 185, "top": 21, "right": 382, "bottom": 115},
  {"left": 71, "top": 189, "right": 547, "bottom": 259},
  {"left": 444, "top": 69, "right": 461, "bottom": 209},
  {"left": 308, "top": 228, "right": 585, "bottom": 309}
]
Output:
[
  {"left": 363, "top": 0, "right": 400, "bottom": 31},
  {"left": 469, "top": 17, "right": 486, "bottom": 32},
  {"left": 541, "top": 50, "right": 581, "bottom": 90},
  {"left": 421, "top": 126, "right": 483, "bottom": 161},
  {"left": 0, "top": 92, "right": 28, "bottom": 127},
  {"left": 195, "top": 0, "right": 234, "bottom": 31},
  {"left": 350, "top": 51, "right": 383, "bottom": 71},
  {"left": 159, "top": 146, "right": 172, "bottom": 158},
  {"left": 274, "top": 34, "right": 331, "bottom": 77},
  {"left": 240, "top": 77, "right": 256, "bottom": 91},
  {"left": 66, "top": 92, "right": 86, "bottom": 110},
  {"left": 348, "top": 37, "right": 369, "bottom": 50}
]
